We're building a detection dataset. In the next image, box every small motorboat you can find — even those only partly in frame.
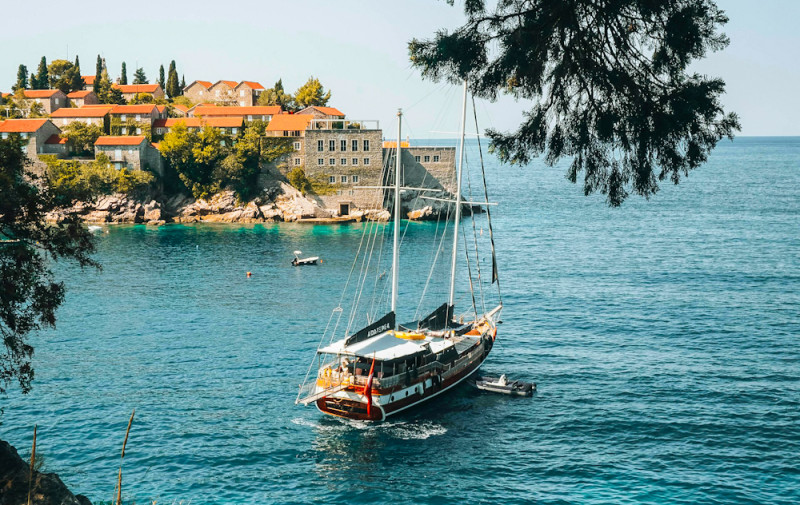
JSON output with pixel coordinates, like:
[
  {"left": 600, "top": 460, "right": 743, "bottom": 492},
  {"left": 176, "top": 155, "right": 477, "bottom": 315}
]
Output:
[
  {"left": 292, "top": 250, "right": 320, "bottom": 266},
  {"left": 474, "top": 374, "right": 536, "bottom": 397}
]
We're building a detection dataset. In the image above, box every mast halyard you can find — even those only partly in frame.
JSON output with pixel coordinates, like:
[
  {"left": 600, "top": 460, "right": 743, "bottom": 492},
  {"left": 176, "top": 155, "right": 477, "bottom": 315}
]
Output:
[
  {"left": 391, "top": 109, "right": 402, "bottom": 328},
  {"left": 448, "top": 81, "right": 469, "bottom": 311}
]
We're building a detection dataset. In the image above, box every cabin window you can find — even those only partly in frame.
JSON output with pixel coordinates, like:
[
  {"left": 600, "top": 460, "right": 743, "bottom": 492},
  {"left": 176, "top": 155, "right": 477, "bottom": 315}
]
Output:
[
  {"left": 317, "top": 140, "right": 324, "bottom": 152},
  {"left": 340, "top": 139, "right": 347, "bottom": 151},
  {"left": 329, "top": 140, "right": 336, "bottom": 151}
]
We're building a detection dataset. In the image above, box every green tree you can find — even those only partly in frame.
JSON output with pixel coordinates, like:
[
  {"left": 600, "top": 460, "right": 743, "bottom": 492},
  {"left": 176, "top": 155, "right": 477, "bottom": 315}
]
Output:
[
  {"left": 213, "top": 125, "right": 262, "bottom": 200},
  {"left": 180, "top": 75, "right": 186, "bottom": 91},
  {"left": 73, "top": 55, "right": 80, "bottom": 74},
  {"left": 0, "top": 135, "right": 98, "bottom": 395},
  {"left": 294, "top": 76, "right": 331, "bottom": 109},
  {"left": 158, "top": 65, "right": 165, "bottom": 90},
  {"left": 70, "top": 56, "right": 84, "bottom": 92},
  {"left": 48, "top": 59, "right": 82, "bottom": 93},
  {"left": 120, "top": 62, "right": 128, "bottom": 85},
  {"left": 31, "top": 56, "right": 48, "bottom": 90},
  {"left": 129, "top": 93, "right": 154, "bottom": 104},
  {"left": 133, "top": 67, "right": 148, "bottom": 85},
  {"left": 257, "top": 78, "right": 294, "bottom": 110},
  {"left": 409, "top": 0, "right": 740, "bottom": 206},
  {"left": 93, "top": 55, "right": 102, "bottom": 94},
  {"left": 12, "top": 65, "right": 28, "bottom": 91},
  {"left": 63, "top": 122, "right": 103, "bottom": 156},
  {"left": 166, "top": 60, "right": 180, "bottom": 99}
]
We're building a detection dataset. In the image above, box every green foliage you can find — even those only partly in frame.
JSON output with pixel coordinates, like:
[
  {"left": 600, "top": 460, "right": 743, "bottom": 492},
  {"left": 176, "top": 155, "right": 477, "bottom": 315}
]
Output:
[
  {"left": 309, "top": 174, "right": 340, "bottom": 196},
  {"left": 171, "top": 96, "right": 192, "bottom": 109},
  {"left": 0, "top": 134, "right": 98, "bottom": 395},
  {"left": 120, "top": 62, "right": 128, "bottom": 85},
  {"left": 132, "top": 67, "right": 147, "bottom": 85},
  {"left": 31, "top": 56, "right": 48, "bottom": 90},
  {"left": 129, "top": 93, "right": 154, "bottom": 104},
  {"left": 409, "top": 0, "right": 740, "bottom": 206},
  {"left": 287, "top": 167, "right": 312, "bottom": 195},
  {"left": 294, "top": 76, "right": 331, "bottom": 109},
  {"left": 158, "top": 65, "right": 165, "bottom": 90},
  {"left": 258, "top": 79, "right": 294, "bottom": 110},
  {"left": 107, "top": 86, "right": 126, "bottom": 105},
  {"left": 166, "top": 60, "right": 180, "bottom": 99},
  {"left": 13, "top": 65, "right": 28, "bottom": 91},
  {"left": 63, "top": 122, "right": 103, "bottom": 156},
  {"left": 42, "top": 155, "right": 154, "bottom": 201},
  {"left": 93, "top": 55, "right": 102, "bottom": 94},
  {"left": 260, "top": 137, "right": 294, "bottom": 163},
  {"left": 47, "top": 59, "right": 82, "bottom": 93},
  {"left": 27, "top": 102, "right": 46, "bottom": 118}
]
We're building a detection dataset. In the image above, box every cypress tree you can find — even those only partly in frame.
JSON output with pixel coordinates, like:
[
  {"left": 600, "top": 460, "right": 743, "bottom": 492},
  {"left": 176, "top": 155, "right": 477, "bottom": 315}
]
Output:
[
  {"left": 120, "top": 62, "right": 128, "bottom": 85},
  {"left": 32, "top": 56, "right": 48, "bottom": 89},
  {"left": 74, "top": 55, "right": 80, "bottom": 74},
  {"left": 166, "top": 60, "right": 180, "bottom": 98},
  {"left": 94, "top": 55, "right": 102, "bottom": 93},
  {"left": 158, "top": 65, "right": 165, "bottom": 90},
  {"left": 12, "top": 65, "right": 28, "bottom": 91},
  {"left": 180, "top": 75, "right": 186, "bottom": 92}
]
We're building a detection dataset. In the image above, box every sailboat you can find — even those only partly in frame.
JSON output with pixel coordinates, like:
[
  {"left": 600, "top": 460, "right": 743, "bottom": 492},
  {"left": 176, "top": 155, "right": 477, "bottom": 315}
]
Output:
[{"left": 295, "top": 83, "right": 502, "bottom": 421}]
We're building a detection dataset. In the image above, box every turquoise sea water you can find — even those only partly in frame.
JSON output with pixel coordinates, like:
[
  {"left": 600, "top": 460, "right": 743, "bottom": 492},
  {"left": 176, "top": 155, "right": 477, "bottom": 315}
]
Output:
[{"left": 2, "top": 137, "right": 799, "bottom": 504}]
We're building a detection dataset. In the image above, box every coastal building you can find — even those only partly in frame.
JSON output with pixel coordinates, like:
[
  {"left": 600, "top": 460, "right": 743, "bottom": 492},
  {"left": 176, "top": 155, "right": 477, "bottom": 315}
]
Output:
[
  {"left": 171, "top": 104, "right": 189, "bottom": 117},
  {"left": 109, "top": 104, "right": 160, "bottom": 136},
  {"left": 81, "top": 75, "right": 96, "bottom": 91},
  {"left": 152, "top": 117, "right": 245, "bottom": 138},
  {"left": 49, "top": 106, "right": 111, "bottom": 130},
  {"left": 22, "top": 89, "right": 67, "bottom": 114},
  {"left": 296, "top": 106, "right": 345, "bottom": 120},
  {"left": 191, "top": 105, "right": 281, "bottom": 122},
  {"left": 233, "top": 81, "right": 265, "bottom": 106},
  {"left": 115, "top": 84, "right": 165, "bottom": 102},
  {"left": 94, "top": 136, "right": 163, "bottom": 174},
  {"left": 182, "top": 80, "right": 213, "bottom": 103},
  {"left": 67, "top": 90, "right": 99, "bottom": 107},
  {"left": 0, "top": 118, "right": 62, "bottom": 159},
  {"left": 207, "top": 80, "right": 239, "bottom": 105}
]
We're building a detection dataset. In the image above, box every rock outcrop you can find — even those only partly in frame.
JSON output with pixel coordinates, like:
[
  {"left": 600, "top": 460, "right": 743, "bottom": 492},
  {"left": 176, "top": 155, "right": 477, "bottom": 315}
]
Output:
[{"left": 0, "top": 439, "right": 91, "bottom": 505}]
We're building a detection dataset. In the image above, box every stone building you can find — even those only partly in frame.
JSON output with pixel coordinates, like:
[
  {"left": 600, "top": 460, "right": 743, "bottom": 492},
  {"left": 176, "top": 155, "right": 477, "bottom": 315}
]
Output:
[
  {"left": 296, "top": 106, "right": 345, "bottom": 120},
  {"left": 183, "top": 80, "right": 213, "bottom": 103},
  {"left": 404, "top": 146, "right": 457, "bottom": 194},
  {"left": 115, "top": 84, "right": 165, "bottom": 102},
  {"left": 67, "top": 90, "right": 99, "bottom": 107},
  {"left": 207, "top": 80, "right": 239, "bottom": 105},
  {"left": 22, "top": 89, "right": 66, "bottom": 114},
  {"left": 49, "top": 106, "right": 111, "bottom": 131},
  {"left": 43, "top": 134, "right": 69, "bottom": 157},
  {"left": 152, "top": 117, "right": 244, "bottom": 138},
  {"left": 81, "top": 75, "right": 96, "bottom": 91},
  {"left": 0, "top": 118, "right": 62, "bottom": 159},
  {"left": 109, "top": 104, "right": 160, "bottom": 136},
  {"left": 94, "top": 136, "right": 163, "bottom": 175},
  {"left": 191, "top": 105, "right": 281, "bottom": 122},
  {"left": 233, "top": 81, "right": 264, "bottom": 106}
]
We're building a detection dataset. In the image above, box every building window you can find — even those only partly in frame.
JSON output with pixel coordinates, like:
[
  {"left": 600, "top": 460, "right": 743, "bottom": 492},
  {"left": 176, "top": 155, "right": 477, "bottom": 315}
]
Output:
[
  {"left": 340, "top": 139, "right": 347, "bottom": 151},
  {"left": 120, "top": 115, "right": 127, "bottom": 121},
  {"left": 318, "top": 140, "right": 324, "bottom": 152},
  {"left": 433, "top": 155, "right": 440, "bottom": 162},
  {"left": 121, "top": 127, "right": 127, "bottom": 135},
  {"left": 240, "top": 90, "right": 245, "bottom": 97},
  {"left": 352, "top": 139, "right": 358, "bottom": 151},
  {"left": 248, "top": 115, "right": 253, "bottom": 121},
  {"left": 414, "top": 155, "right": 421, "bottom": 162},
  {"left": 352, "top": 175, "right": 359, "bottom": 183},
  {"left": 136, "top": 127, "right": 142, "bottom": 135},
  {"left": 329, "top": 140, "right": 335, "bottom": 151},
  {"left": 54, "top": 98, "right": 60, "bottom": 105},
  {"left": 329, "top": 176, "right": 336, "bottom": 183},
  {"left": 232, "top": 128, "right": 238, "bottom": 134},
  {"left": 424, "top": 155, "right": 431, "bottom": 162},
  {"left": 363, "top": 139, "right": 370, "bottom": 151},
  {"left": 341, "top": 158, "right": 347, "bottom": 165},
  {"left": 352, "top": 158, "right": 358, "bottom": 165},
  {"left": 318, "top": 158, "right": 324, "bottom": 165},
  {"left": 294, "top": 142, "right": 301, "bottom": 151},
  {"left": 364, "top": 158, "right": 370, "bottom": 165},
  {"left": 329, "top": 158, "right": 335, "bottom": 165},
  {"left": 341, "top": 175, "right": 348, "bottom": 183},
  {"left": 294, "top": 158, "right": 301, "bottom": 166}
]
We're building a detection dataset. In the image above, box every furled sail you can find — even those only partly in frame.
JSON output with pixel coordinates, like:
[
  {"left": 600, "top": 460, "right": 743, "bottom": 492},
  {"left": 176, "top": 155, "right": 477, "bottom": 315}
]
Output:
[
  {"left": 416, "top": 303, "right": 453, "bottom": 331},
  {"left": 344, "top": 312, "right": 395, "bottom": 347}
]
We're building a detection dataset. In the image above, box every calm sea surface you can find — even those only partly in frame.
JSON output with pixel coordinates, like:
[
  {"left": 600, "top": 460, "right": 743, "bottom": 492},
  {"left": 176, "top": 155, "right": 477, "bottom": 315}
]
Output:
[{"left": 2, "top": 137, "right": 799, "bottom": 504}]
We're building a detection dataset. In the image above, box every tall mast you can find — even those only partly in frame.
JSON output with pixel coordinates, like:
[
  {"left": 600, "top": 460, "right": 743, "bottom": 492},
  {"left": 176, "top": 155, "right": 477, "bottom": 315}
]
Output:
[
  {"left": 391, "top": 109, "right": 402, "bottom": 327},
  {"left": 448, "top": 81, "right": 468, "bottom": 309}
]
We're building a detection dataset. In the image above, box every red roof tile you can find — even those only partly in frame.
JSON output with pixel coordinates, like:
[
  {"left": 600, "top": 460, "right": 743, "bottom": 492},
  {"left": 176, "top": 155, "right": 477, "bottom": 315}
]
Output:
[
  {"left": 67, "top": 90, "right": 94, "bottom": 98},
  {"left": 193, "top": 105, "right": 281, "bottom": 116},
  {"left": 45, "top": 134, "right": 68, "bottom": 145},
  {"left": 172, "top": 104, "right": 189, "bottom": 113},
  {"left": 265, "top": 114, "right": 313, "bottom": 132},
  {"left": 114, "top": 84, "right": 161, "bottom": 94},
  {"left": 298, "top": 106, "right": 345, "bottom": 117},
  {"left": 110, "top": 104, "right": 159, "bottom": 114},
  {"left": 185, "top": 80, "right": 212, "bottom": 90},
  {"left": 154, "top": 117, "right": 244, "bottom": 128},
  {"left": 0, "top": 118, "right": 50, "bottom": 133},
  {"left": 217, "top": 80, "right": 238, "bottom": 89},
  {"left": 82, "top": 75, "right": 96, "bottom": 85},
  {"left": 238, "top": 81, "right": 264, "bottom": 90},
  {"left": 50, "top": 107, "right": 110, "bottom": 118},
  {"left": 95, "top": 136, "right": 147, "bottom": 146},
  {"left": 23, "top": 90, "right": 62, "bottom": 98}
]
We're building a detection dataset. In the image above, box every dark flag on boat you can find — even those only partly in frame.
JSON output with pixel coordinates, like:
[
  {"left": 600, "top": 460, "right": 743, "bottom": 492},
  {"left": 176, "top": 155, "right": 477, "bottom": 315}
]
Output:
[{"left": 364, "top": 356, "right": 376, "bottom": 418}]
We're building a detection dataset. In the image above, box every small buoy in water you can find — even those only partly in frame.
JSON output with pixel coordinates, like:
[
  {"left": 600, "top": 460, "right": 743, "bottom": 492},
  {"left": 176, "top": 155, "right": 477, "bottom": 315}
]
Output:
[
  {"left": 320, "top": 259, "right": 323, "bottom": 264},
  {"left": 246, "top": 271, "right": 252, "bottom": 277}
]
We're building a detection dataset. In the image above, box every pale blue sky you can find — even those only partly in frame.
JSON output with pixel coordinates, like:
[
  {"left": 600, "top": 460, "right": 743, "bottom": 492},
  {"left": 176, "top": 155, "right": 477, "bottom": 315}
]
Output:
[{"left": 1, "top": 0, "right": 797, "bottom": 137}]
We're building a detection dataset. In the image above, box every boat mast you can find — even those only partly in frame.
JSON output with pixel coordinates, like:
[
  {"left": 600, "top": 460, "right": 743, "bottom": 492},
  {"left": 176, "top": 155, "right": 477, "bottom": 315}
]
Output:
[
  {"left": 391, "top": 109, "right": 402, "bottom": 328},
  {"left": 448, "top": 81, "right": 468, "bottom": 310}
]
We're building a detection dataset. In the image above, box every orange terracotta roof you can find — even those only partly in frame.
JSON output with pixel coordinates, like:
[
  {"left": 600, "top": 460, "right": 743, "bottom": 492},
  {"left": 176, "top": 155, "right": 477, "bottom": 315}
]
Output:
[
  {"left": 217, "top": 80, "right": 238, "bottom": 89},
  {"left": 154, "top": 117, "right": 244, "bottom": 128},
  {"left": 67, "top": 90, "right": 94, "bottom": 98},
  {"left": 95, "top": 136, "right": 147, "bottom": 146},
  {"left": 114, "top": 84, "right": 160, "bottom": 94},
  {"left": 156, "top": 105, "right": 166, "bottom": 113},
  {"left": 110, "top": 104, "right": 158, "bottom": 114},
  {"left": 265, "top": 114, "right": 313, "bottom": 132},
  {"left": 193, "top": 105, "right": 281, "bottom": 116},
  {"left": 82, "top": 104, "right": 116, "bottom": 108},
  {"left": 50, "top": 107, "right": 110, "bottom": 118},
  {"left": 238, "top": 81, "right": 264, "bottom": 90},
  {"left": 0, "top": 118, "right": 50, "bottom": 133},
  {"left": 172, "top": 104, "right": 189, "bottom": 113},
  {"left": 299, "top": 106, "right": 345, "bottom": 117},
  {"left": 82, "top": 75, "right": 96, "bottom": 85},
  {"left": 382, "top": 141, "right": 410, "bottom": 149},
  {"left": 23, "top": 90, "right": 62, "bottom": 98},
  {"left": 186, "top": 80, "right": 212, "bottom": 90},
  {"left": 45, "top": 134, "right": 68, "bottom": 145},
  {"left": 2, "top": 92, "right": 12, "bottom": 98},
  {"left": 151, "top": 142, "right": 160, "bottom": 150}
]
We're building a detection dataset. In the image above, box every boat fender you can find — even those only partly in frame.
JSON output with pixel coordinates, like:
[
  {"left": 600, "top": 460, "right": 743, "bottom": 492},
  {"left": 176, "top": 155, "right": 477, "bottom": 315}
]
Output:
[{"left": 492, "top": 328, "right": 498, "bottom": 341}]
